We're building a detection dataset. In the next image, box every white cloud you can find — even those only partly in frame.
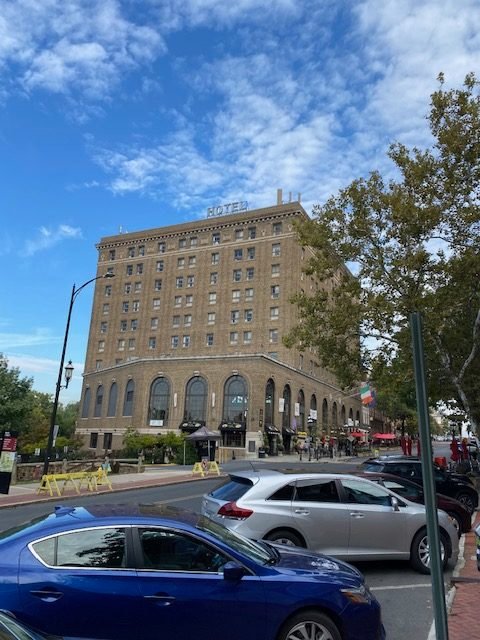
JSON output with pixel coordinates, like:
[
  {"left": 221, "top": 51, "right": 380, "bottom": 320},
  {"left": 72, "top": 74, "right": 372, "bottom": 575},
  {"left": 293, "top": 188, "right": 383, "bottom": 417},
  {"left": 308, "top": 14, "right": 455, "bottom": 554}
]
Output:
[
  {"left": 23, "top": 224, "right": 83, "bottom": 257},
  {"left": 0, "top": 329, "right": 58, "bottom": 350}
]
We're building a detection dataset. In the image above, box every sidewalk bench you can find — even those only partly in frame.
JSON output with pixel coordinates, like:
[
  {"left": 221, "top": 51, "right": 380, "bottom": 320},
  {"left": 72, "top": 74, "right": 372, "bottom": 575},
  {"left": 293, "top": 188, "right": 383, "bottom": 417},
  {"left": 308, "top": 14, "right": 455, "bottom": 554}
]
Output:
[{"left": 37, "top": 469, "right": 112, "bottom": 497}]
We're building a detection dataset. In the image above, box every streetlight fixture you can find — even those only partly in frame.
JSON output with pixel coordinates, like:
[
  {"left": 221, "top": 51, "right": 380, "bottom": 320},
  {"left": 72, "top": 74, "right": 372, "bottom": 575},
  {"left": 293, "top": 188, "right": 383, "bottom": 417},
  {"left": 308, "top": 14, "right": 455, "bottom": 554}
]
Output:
[{"left": 42, "top": 273, "right": 115, "bottom": 477}]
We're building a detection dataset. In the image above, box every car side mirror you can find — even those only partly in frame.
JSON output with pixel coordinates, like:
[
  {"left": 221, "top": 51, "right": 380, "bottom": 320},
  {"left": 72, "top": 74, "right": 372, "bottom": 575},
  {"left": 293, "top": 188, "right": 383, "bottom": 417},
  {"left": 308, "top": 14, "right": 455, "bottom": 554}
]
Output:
[
  {"left": 223, "top": 561, "right": 246, "bottom": 582},
  {"left": 391, "top": 496, "right": 400, "bottom": 512}
]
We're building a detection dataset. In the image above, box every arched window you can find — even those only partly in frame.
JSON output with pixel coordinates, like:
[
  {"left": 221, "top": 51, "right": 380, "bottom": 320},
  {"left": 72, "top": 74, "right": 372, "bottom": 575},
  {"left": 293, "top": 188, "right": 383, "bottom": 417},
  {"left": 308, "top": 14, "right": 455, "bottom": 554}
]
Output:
[
  {"left": 264, "top": 379, "right": 275, "bottom": 425},
  {"left": 223, "top": 375, "right": 248, "bottom": 424},
  {"left": 149, "top": 378, "right": 170, "bottom": 425},
  {"left": 355, "top": 410, "right": 361, "bottom": 427},
  {"left": 184, "top": 377, "right": 207, "bottom": 423},
  {"left": 123, "top": 379, "right": 135, "bottom": 417},
  {"left": 297, "top": 390, "right": 305, "bottom": 430},
  {"left": 107, "top": 382, "right": 118, "bottom": 417},
  {"left": 81, "top": 387, "right": 91, "bottom": 418},
  {"left": 94, "top": 385, "right": 104, "bottom": 418},
  {"left": 332, "top": 402, "right": 338, "bottom": 429},
  {"left": 282, "top": 385, "right": 291, "bottom": 429},
  {"left": 322, "top": 398, "right": 329, "bottom": 431},
  {"left": 348, "top": 407, "right": 354, "bottom": 426},
  {"left": 341, "top": 405, "right": 346, "bottom": 427}
]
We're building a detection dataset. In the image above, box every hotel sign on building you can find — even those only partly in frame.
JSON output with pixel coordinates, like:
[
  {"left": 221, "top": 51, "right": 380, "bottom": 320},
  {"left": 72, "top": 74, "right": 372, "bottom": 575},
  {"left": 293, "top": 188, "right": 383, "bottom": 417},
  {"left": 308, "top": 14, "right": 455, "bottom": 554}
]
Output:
[{"left": 207, "top": 201, "right": 248, "bottom": 217}]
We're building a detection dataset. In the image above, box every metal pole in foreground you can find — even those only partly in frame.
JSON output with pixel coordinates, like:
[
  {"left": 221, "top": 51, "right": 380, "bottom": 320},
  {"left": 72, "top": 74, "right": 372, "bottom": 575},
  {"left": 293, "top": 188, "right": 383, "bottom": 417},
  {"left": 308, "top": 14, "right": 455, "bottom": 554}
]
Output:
[{"left": 410, "top": 311, "right": 449, "bottom": 640}]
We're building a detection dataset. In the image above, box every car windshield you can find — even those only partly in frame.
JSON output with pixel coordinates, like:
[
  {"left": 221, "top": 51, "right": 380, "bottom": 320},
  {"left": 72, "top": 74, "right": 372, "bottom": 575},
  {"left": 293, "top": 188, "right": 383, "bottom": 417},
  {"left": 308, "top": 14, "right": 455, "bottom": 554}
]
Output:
[{"left": 197, "top": 515, "right": 273, "bottom": 564}]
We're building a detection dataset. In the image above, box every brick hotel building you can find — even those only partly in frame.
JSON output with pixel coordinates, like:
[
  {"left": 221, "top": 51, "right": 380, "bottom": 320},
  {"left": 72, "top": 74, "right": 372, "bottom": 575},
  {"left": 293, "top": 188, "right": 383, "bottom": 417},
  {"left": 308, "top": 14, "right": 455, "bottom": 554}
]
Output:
[{"left": 77, "top": 193, "right": 368, "bottom": 458}]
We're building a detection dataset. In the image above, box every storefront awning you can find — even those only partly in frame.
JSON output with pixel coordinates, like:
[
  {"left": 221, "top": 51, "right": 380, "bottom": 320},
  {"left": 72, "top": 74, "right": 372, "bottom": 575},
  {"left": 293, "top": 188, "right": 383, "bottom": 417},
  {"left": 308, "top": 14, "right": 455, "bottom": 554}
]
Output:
[
  {"left": 219, "top": 422, "right": 246, "bottom": 431},
  {"left": 179, "top": 421, "right": 205, "bottom": 432},
  {"left": 372, "top": 432, "right": 396, "bottom": 440},
  {"left": 282, "top": 427, "right": 296, "bottom": 435},
  {"left": 265, "top": 424, "right": 280, "bottom": 434}
]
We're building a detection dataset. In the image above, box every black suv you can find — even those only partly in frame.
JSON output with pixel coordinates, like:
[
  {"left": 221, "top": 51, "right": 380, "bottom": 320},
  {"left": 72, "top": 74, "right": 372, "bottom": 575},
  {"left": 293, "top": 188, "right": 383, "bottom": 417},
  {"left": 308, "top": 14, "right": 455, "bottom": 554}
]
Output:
[{"left": 361, "top": 457, "right": 479, "bottom": 514}]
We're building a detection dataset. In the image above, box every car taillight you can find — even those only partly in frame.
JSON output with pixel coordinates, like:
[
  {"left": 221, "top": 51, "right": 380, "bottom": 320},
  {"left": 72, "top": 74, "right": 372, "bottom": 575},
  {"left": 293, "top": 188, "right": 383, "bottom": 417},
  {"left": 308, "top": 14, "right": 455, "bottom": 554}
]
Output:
[{"left": 217, "top": 501, "right": 253, "bottom": 519}]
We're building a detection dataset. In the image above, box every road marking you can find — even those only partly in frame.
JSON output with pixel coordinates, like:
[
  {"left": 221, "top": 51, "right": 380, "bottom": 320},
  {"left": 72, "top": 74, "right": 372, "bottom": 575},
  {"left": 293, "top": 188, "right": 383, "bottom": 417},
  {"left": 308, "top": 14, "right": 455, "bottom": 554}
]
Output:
[{"left": 371, "top": 583, "right": 433, "bottom": 591}]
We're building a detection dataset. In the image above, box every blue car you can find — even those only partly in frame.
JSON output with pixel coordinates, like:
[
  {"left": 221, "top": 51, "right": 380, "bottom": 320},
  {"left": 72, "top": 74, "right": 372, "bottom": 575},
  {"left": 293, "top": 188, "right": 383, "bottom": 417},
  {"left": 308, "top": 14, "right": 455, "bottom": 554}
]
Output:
[{"left": 0, "top": 504, "right": 385, "bottom": 640}]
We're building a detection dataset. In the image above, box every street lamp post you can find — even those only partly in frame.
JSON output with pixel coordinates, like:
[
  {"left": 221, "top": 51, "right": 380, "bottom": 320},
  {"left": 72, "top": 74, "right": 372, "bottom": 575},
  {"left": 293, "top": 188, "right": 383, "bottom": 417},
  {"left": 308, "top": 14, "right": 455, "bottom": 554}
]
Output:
[{"left": 42, "top": 273, "right": 114, "bottom": 477}]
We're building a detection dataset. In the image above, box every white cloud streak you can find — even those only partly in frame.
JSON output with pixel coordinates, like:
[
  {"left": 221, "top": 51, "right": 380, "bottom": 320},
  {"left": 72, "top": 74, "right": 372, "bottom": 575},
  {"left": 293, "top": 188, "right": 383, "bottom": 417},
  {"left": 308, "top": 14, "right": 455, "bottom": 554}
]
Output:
[{"left": 23, "top": 224, "right": 83, "bottom": 256}]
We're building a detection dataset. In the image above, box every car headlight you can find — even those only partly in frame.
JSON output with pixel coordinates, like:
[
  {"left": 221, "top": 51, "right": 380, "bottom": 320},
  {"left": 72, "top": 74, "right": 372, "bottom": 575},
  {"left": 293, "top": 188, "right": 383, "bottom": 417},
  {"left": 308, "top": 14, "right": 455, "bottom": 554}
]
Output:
[{"left": 341, "top": 584, "right": 372, "bottom": 605}]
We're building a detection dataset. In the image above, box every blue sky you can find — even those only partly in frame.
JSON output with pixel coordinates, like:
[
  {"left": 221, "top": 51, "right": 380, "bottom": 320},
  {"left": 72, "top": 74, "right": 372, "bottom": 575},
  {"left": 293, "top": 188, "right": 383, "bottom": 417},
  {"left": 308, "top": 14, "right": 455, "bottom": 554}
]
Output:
[{"left": 1, "top": 0, "right": 479, "bottom": 404}]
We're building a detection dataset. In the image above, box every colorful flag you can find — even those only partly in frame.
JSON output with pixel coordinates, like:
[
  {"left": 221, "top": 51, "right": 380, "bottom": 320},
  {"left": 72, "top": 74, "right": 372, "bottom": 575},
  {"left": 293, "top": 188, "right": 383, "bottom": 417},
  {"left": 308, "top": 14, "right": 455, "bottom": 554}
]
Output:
[{"left": 360, "top": 384, "right": 373, "bottom": 405}]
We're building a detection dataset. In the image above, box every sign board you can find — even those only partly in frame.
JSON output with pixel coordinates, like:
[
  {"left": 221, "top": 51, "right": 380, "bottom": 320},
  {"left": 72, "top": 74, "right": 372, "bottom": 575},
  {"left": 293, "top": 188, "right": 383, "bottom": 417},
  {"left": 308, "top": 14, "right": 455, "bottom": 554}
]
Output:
[
  {"left": 0, "top": 431, "right": 18, "bottom": 494},
  {"left": 207, "top": 201, "right": 248, "bottom": 218}
]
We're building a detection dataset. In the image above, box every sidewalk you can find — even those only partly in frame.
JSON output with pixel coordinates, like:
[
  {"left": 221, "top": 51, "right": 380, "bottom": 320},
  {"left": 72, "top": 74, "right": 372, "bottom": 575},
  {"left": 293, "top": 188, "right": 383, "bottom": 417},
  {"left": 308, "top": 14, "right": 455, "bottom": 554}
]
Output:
[{"left": 1, "top": 456, "right": 478, "bottom": 639}]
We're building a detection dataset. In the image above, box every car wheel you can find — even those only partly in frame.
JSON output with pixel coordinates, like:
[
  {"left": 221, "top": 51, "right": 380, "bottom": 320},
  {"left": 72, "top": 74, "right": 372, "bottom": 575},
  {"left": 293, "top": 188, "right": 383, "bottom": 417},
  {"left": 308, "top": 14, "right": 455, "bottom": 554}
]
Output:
[
  {"left": 455, "top": 492, "right": 476, "bottom": 514},
  {"left": 410, "top": 528, "right": 448, "bottom": 574},
  {"left": 278, "top": 610, "right": 341, "bottom": 640},
  {"left": 446, "top": 511, "right": 462, "bottom": 538},
  {"left": 264, "top": 529, "right": 304, "bottom": 547}
]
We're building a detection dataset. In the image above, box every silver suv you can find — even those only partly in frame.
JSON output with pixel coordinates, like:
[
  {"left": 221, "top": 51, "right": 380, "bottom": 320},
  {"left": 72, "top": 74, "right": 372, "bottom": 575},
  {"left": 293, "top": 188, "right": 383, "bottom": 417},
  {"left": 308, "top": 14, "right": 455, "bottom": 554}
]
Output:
[{"left": 202, "top": 469, "right": 459, "bottom": 574}]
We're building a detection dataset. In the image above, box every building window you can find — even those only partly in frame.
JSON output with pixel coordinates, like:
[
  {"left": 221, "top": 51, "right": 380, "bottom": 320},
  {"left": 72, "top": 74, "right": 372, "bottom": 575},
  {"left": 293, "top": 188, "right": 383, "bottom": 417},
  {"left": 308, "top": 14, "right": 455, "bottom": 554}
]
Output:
[
  {"left": 102, "top": 303, "right": 110, "bottom": 314},
  {"left": 126, "top": 264, "right": 133, "bottom": 276},
  {"left": 272, "top": 263, "right": 280, "bottom": 277},
  {"left": 272, "top": 243, "right": 281, "bottom": 257},
  {"left": 210, "top": 272, "right": 218, "bottom": 284},
  {"left": 149, "top": 377, "right": 170, "bottom": 425},
  {"left": 188, "top": 256, "right": 196, "bottom": 267},
  {"left": 211, "top": 252, "right": 219, "bottom": 265},
  {"left": 132, "top": 300, "right": 140, "bottom": 312},
  {"left": 209, "top": 292, "right": 217, "bottom": 304},
  {"left": 124, "top": 283, "right": 132, "bottom": 294},
  {"left": 106, "top": 267, "right": 114, "bottom": 275},
  {"left": 182, "top": 335, "right": 190, "bottom": 348},
  {"left": 154, "top": 279, "right": 162, "bottom": 291},
  {"left": 122, "top": 301, "right": 129, "bottom": 313},
  {"left": 243, "top": 331, "right": 252, "bottom": 343},
  {"left": 128, "top": 247, "right": 135, "bottom": 258},
  {"left": 151, "top": 317, "right": 158, "bottom": 330},
  {"left": 109, "top": 249, "right": 116, "bottom": 260},
  {"left": 185, "top": 294, "right": 193, "bottom": 306},
  {"left": 115, "top": 358, "right": 123, "bottom": 364},
  {"left": 187, "top": 275, "right": 195, "bottom": 287},
  {"left": 184, "top": 314, "right": 192, "bottom": 326},
  {"left": 98, "top": 340, "right": 105, "bottom": 352},
  {"left": 206, "top": 333, "right": 214, "bottom": 346},
  {"left": 89, "top": 431, "right": 98, "bottom": 448},
  {"left": 231, "top": 310, "right": 240, "bottom": 324},
  {"left": 233, "top": 269, "right": 242, "bottom": 282},
  {"left": 269, "top": 329, "right": 279, "bottom": 343},
  {"left": 128, "top": 338, "right": 135, "bottom": 349},
  {"left": 246, "top": 267, "right": 254, "bottom": 280},
  {"left": 184, "top": 376, "right": 207, "bottom": 423},
  {"left": 212, "top": 232, "right": 220, "bottom": 245},
  {"left": 247, "top": 247, "right": 255, "bottom": 260},
  {"left": 207, "top": 312, "right": 216, "bottom": 324},
  {"left": 272, "top": 222, "right": 282, "bottom": 235},
  {"left": 82, "top": 388, "right": 91, "bottom": 418},
  {"left": 222, "top": 375, "right": 248, "bottom": 426},
  {"left": 271, "top": 285, "right": 280, "bottom": 298},
  {"left": 176, "top": 276, "right": 184, "bottom": 288},
  {"left": 123, "top": 379, "right": 135, "bottom": 416},
  {"left": 94, "top": 385, "right": 103, "bottom": 417},
  {"left": 107, "top": 382, "right": 117, "bottom": 417},
  {"left": 153, "top": 298, "right": 161, "bottom": 310},
  {"left": 299, "top": 354, "right": 303, "bottom": 369},
  {"left": 158, "top": 241, "right": 166, "bottom": 253},
  {"left": 100, "top": 322, "right": 107, "bottom": 333},
  {"left": 105, "top": 285, "right": 112, "bottom": 297},
  {"left": 232, "top": 289, "right": 240, "bottom": 302},
  {"left": 120, "top": 320, "right": 127, "bottom": 332},
  {"left": 136, "top": 263, "right": 143, "bottom": 274},
  {"left": 138, "top": 245, "right": 145, "bottom": 256},
  {"left": 134, "top": 281, "right": 142, "bottom": 293},
  {"left": 130, "top": 319, "right": 138, "bottom": 330},
  {"left": 270, "top": 307, "right": 279, "bottom": 320},
  {"left": 248, "top": 226, "right": 256, "bottom": 239},
  {"left": 179, "top": 238, "right": 186, "bottom": 249},
  {"left": 174, "top": 296, "right": 182, "bottom": 307},
  {"left": 173, "top": 315, "right": 181, "bottom": 327},
  {"left": 118, "top": 339, "right": 125, "bottom": 350},
  {"left": 234, "top": 248, "right": 243, "bottom": 261},
  {"left": 156, "top": 260, "right": 164, "bottom": 272},
  {"left": 229, "top": 331, "right": 238, "bottom": 344},
  {"left": 177, "top": 257, "right": 185, "bottom": 269},
  {"left": 190, "top": 237, "right": 198, "bottom": 247},
  {"left": 245, "top": 287, "right": 254, "bottom": 301},
  {"left": 235, "top": 229, "right": 244, "bottom": 240},
  {"left": 244, "top": 309, "right": 253, "bottom": 322},
  {"left": 103, "top": 432, "right": 113, "bottom": 450},
  {"left": 95, "top": 360, "right": 102, "bottom": 370},
  {"left": 148, "top": 337, "right": 156, "bottom": 349},
  {"left": 171, "top": 335, "right": 179, "bottom": 348}
]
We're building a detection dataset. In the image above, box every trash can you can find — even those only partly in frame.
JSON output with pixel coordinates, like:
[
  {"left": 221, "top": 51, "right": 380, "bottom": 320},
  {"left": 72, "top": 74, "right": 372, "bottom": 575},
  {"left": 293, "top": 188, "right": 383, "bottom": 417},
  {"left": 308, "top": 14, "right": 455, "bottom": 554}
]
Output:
[
  {"left": 258, "top": 448, "right": 266, "bottom": 459},
  {"left": 475, "top": 523, "right": 480, "bottom": 572}
]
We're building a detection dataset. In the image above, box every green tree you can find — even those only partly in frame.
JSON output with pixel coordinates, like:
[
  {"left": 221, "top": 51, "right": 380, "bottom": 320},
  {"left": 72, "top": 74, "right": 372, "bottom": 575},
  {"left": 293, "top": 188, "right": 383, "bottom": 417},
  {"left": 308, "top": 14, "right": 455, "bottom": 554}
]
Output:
[
  {"left": 287, "top": 74, "right": 480, "bottom": 432},
  {"left": 0, "top": 354, "right": 34, "bottom": 435}
]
